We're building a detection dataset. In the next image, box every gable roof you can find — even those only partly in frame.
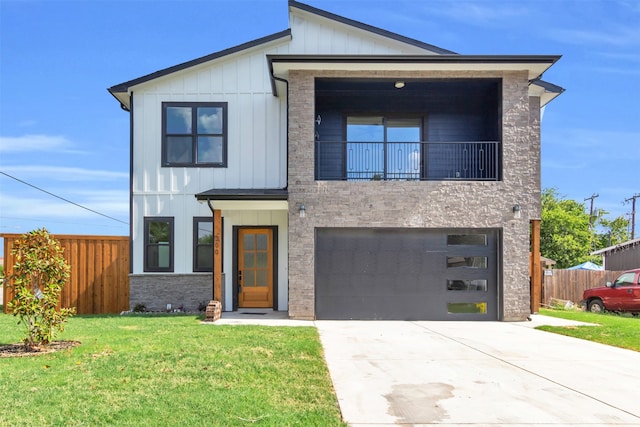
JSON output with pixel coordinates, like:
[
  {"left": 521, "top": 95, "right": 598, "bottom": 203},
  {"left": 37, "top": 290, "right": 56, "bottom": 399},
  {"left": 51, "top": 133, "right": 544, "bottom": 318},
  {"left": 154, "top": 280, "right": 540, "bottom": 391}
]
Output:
[
  {"left": 108, "top": 1, "right": 459, "bottom": 110},
  {"left": 289, "top": 0, "right": 455, "bottom": 55},
  {"left": 108, "top": 1, "right": 562, "bottom": 110},
  {"left": 108, "top": 30, "right": 292, "bottom": 110}
]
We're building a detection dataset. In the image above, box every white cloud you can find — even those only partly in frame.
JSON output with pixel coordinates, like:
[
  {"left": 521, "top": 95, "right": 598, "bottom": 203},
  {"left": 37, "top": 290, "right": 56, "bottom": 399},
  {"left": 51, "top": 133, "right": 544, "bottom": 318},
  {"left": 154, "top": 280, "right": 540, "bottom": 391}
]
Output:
[
  {"left": 198, "top": 110, "right": 222, "bottom": 133},
  {"left": 2, "top": 165, "right": 128, "bottom": 181},
  {"left": 75, "top": 190, "right": 130, "bottom": 216},
  {"left": 591, "top": 66, "right": 640, "bottom": 76},
  {"left": 0, "top": 190, "right": 128, "bottom": 221},
  {"left": 0, "top": 134, "right": 80, "bottom": 153},
  {"left": 545, "top": 25, "right": 640, "bottom": 48},
  {"left": 417, "top": 1, "right": 529, "bottom": 26},
  {"left": 545, "top": 128, "right": 640, "bottom": 154},
  {"left": 18, "top": 120, "right": 37, "bottom": 128},
  {"left": 596, "top": 51, "right": 640, "bottom": 63},
  {"left": 542, "top": 160, "right": 588, "bottom": 170}
]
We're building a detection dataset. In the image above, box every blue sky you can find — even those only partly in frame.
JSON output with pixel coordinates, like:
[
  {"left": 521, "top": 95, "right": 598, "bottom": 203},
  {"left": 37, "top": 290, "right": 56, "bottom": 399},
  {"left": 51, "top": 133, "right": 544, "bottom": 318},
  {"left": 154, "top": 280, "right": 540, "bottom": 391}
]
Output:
[{"left": 1, "top": 0, "right": 639, "bottom": 245}]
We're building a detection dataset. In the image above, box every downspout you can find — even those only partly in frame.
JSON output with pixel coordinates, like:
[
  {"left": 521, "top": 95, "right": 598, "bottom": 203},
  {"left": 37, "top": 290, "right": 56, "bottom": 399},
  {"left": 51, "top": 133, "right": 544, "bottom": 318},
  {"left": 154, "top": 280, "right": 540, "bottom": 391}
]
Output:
[
  {"left": 129, "top": 92, "right": 134, "bottom": 275},
  {"left": 206, "top": 198, "right": 216, "bottom": 301},
  {"left": 272, "top": 75, "right": 290, "bottom": 192}
]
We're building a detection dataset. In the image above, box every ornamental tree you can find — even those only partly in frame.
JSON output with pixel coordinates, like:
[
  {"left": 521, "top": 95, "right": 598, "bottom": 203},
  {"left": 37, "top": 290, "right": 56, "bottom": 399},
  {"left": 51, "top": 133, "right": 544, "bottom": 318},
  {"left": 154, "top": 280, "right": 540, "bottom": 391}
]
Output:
[{"left": 7, "top": 228, "right": 76, "bottom": 349}]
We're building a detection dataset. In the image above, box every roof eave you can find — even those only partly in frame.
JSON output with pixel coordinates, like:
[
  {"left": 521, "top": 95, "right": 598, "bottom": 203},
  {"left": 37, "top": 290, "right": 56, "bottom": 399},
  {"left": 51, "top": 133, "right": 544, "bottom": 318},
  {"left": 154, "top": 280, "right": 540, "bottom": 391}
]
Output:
[
  {"left": 530, "top": 79, "right": 565, "bottom": 107},
  {"left": 268, "top": 54, "right": 562, "bottom": 96},
  {"left": 195, "top": 188, "right": 289, "bottom": 201}
]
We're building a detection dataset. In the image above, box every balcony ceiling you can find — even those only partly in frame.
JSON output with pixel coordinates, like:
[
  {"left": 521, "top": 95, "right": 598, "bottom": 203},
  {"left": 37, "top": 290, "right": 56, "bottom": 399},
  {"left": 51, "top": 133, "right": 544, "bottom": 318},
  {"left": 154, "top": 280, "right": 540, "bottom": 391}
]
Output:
[
  {"left": 269, "top": 55, "right": 562, "bottom": 105},
  {"left": 315, "top": 77, "right": 498, "bottom": 95}
]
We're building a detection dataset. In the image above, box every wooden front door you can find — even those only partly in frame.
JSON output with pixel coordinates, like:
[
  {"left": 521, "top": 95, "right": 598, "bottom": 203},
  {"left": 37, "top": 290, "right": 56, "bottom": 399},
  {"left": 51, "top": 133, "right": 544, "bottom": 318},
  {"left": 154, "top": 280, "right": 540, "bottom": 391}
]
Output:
[{"left": 238, "top": 228, "right": 273, "bottom": 308}]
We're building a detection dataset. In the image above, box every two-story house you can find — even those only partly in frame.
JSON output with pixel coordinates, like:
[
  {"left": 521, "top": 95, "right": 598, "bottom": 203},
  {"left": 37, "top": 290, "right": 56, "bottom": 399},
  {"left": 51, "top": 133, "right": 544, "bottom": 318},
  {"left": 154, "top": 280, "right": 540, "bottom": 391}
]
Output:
[{"left": 109, "top": 1, "right": 562, "bottom": 320}]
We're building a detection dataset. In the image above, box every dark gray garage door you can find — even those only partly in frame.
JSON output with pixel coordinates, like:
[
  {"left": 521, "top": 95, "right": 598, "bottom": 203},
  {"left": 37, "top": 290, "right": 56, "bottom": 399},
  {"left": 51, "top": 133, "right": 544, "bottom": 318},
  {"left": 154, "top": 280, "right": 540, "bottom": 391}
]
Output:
[{"left": 315, "top": 228, "right": 499, "bottom": 320}]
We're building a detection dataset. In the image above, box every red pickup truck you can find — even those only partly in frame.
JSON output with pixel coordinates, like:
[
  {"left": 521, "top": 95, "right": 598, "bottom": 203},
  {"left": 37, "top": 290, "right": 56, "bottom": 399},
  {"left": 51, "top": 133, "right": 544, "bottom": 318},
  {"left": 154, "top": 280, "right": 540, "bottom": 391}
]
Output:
[{"left": 582, "top": 268, "right": 640, "bottom": 315}]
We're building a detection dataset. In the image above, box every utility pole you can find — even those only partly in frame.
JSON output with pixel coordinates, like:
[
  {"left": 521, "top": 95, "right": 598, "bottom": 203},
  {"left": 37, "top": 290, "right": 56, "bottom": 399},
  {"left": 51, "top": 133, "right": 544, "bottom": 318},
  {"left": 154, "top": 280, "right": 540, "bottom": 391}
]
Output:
[
  {"left": 584, "top": 193, "right": 599, "bottom": 231},
  {"left": 625, "top": 193, "right": 639, "bottom": 239},
  {"left": 584, "top": 193, "right": 599, "bottom": 253}
]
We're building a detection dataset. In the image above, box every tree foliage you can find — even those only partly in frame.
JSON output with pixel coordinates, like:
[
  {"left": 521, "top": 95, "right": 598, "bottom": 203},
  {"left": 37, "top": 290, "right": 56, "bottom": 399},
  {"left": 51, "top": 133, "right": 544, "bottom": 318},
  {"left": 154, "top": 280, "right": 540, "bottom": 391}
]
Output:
[
  {"left": 541, "top": 188, "right": 630, "bottom": 268},
  {"left": 6, "top": 228, "right": 76, "bottom": 349}
]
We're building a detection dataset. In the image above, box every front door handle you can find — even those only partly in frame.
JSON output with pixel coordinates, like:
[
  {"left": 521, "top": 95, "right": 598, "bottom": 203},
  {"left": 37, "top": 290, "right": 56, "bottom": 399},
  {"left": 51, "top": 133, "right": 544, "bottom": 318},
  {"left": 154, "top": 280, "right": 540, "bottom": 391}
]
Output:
[{"left": 238, "top": 270, "right": 243, "bottom": 293}]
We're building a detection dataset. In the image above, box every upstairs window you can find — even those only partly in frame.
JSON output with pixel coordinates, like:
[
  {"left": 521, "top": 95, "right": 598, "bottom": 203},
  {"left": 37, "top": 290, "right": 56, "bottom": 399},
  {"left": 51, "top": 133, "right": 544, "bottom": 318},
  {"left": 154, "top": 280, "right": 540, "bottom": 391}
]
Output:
[{"left": 162, "top": 102, "right": 227, "bottom": 167}]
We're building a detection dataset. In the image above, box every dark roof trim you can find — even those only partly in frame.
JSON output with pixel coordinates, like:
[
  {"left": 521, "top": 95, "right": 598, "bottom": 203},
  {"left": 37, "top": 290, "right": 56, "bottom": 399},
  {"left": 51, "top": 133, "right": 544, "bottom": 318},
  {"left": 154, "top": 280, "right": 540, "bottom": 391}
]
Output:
[
  {"left": 269, "top": 53, "right": 562, "bottom": 65},
  {"left": 530, "top": 78, "right": 565, "bottom": 94},
  {"left": 289, "top": 1, "right": 456, "bottom": 55},
  {"left": 108, "top": 29, "right": 292, "bottom": 96},
  {"left": 268, "top": 54, "right": 561, "bottom": 95},
  {"left": 195, "top": 188, "right": 288, "bottom": 201}
]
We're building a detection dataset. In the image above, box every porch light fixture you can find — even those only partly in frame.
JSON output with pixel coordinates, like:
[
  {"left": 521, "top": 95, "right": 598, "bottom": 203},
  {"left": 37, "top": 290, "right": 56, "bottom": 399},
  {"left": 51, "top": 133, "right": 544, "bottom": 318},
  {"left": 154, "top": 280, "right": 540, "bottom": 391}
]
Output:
[
  {"left": 512, "top": 204, "right": 521, "bottom": 219},
  {"left": 394, "top": 81, "right": 405, "bottom": 89},
  {"left": 299, "top": 203, "right": 306, "bottom": 218}
]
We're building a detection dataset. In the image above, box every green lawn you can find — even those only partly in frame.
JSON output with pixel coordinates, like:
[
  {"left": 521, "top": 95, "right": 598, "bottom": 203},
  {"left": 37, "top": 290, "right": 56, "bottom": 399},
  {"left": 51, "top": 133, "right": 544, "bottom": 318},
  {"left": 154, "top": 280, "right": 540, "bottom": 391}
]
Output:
[
  {"left": 538, "top": 308, "right": 640, "bottom": 352},
  {"left": 0, "top": 313, "right": 346, "bottom": 427}
]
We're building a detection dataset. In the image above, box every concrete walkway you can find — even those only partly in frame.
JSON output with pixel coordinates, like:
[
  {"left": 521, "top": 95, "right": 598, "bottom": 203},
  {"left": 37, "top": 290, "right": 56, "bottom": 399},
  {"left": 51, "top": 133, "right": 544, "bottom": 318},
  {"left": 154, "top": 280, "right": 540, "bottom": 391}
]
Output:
[{"left": 317, "top": 316, "right": 640, "bottom": 427}]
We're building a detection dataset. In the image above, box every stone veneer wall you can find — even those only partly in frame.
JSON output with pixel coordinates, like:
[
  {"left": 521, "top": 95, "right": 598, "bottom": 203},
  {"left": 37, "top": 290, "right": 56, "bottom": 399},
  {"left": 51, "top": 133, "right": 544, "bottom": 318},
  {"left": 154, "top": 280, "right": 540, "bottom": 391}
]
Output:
[
  {"left": 287, "top": 70, "right": 540, "bottom": 321},
  {"left": 129, "top": 274, "right": 217, "bottom": 312}
]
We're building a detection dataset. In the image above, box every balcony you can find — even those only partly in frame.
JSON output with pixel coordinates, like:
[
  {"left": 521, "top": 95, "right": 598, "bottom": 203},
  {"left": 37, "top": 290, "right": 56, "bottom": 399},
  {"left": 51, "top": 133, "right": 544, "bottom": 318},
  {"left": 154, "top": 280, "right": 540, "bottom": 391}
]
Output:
[
  {"left": 315, "top": 140, "right": 499, "bottom": 181},
  {"left": 314, "top": 78, "right": 502, "bottom": 181}
]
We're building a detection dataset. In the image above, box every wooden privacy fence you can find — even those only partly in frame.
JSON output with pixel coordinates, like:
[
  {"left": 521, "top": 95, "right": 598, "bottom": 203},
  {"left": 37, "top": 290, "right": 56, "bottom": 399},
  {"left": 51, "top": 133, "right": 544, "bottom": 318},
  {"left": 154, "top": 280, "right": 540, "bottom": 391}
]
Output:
[
  {"left": 2, "top": 234, "right": 130, "bottom": 315},
  {"left": 542, "top": 269, "right": 625, "bottom": 306}
]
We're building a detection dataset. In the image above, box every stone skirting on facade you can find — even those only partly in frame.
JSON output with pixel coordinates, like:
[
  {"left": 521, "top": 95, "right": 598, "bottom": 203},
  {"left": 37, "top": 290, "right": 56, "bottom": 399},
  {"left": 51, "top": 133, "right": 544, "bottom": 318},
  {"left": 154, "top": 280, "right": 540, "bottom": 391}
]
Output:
[{"left": 129, "top": 273, "right": 220, "bottom": 312}]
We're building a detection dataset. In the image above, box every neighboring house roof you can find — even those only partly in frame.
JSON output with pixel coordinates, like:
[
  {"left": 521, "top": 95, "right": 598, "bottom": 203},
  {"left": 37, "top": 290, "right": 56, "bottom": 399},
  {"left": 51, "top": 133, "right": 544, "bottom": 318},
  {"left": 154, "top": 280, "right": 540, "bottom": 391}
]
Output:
[
  {"left": 109, "top": 0, "right": 563, "bottom": 110},
  {"left": 592, "top": 238, "right": 640, "bottom": 256},
  {"left": 541, "top": 256, "right": 556, "bottom": 267}
]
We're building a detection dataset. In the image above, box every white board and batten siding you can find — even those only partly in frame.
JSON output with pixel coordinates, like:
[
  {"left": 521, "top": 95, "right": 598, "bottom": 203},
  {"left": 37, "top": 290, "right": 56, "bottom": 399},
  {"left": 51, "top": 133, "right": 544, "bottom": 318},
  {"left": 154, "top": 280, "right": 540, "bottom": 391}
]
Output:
[
  {"left": 131, "top": 43, "right": 290, "bottom": 196},
  {"left": 130, "top": 39, "right": 290, "bottom": 276},
  {"left": 289, "top": 8, "right": 440, "bottom": 55}
]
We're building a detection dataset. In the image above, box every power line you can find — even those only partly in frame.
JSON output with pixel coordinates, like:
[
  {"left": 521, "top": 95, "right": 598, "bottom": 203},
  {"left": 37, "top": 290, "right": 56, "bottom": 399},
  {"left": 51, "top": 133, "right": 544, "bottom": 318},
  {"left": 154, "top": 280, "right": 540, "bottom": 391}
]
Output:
[{"left": 0, "top": 171, "right": 128, "bottom": 225}]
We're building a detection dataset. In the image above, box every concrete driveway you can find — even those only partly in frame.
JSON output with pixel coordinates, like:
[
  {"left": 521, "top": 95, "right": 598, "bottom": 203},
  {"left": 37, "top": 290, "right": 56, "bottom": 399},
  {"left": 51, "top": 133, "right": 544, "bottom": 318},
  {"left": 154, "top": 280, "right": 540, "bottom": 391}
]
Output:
[{"left": 316, "top": 316, "right": 640, "bottom": 426}]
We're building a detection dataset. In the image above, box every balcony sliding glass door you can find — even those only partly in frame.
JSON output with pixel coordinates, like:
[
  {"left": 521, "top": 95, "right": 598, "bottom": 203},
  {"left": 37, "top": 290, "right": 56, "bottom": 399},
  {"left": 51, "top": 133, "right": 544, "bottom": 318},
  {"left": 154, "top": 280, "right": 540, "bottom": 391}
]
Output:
[{"left": 346, "top": 117, "right": 421, "bottom": 181}]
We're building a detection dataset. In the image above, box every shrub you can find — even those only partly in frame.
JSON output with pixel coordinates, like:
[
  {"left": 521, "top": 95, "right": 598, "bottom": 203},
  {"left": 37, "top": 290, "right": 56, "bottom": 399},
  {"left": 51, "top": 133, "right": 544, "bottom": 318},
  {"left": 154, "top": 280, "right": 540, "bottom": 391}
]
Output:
[
  {"left": 6, "top": 228, "right": 76, "bottom": 349},
  {"left": 133, "top": 303, "right": 146, "bottom": 313}
]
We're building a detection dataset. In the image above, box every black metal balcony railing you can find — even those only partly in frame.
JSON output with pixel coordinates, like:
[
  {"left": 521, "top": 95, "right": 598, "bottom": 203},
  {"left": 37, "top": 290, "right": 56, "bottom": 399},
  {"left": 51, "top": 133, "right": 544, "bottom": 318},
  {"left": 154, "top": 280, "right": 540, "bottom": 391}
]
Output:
[{"left": 315, "top": 141, "right": 499, "bottom": 181}]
